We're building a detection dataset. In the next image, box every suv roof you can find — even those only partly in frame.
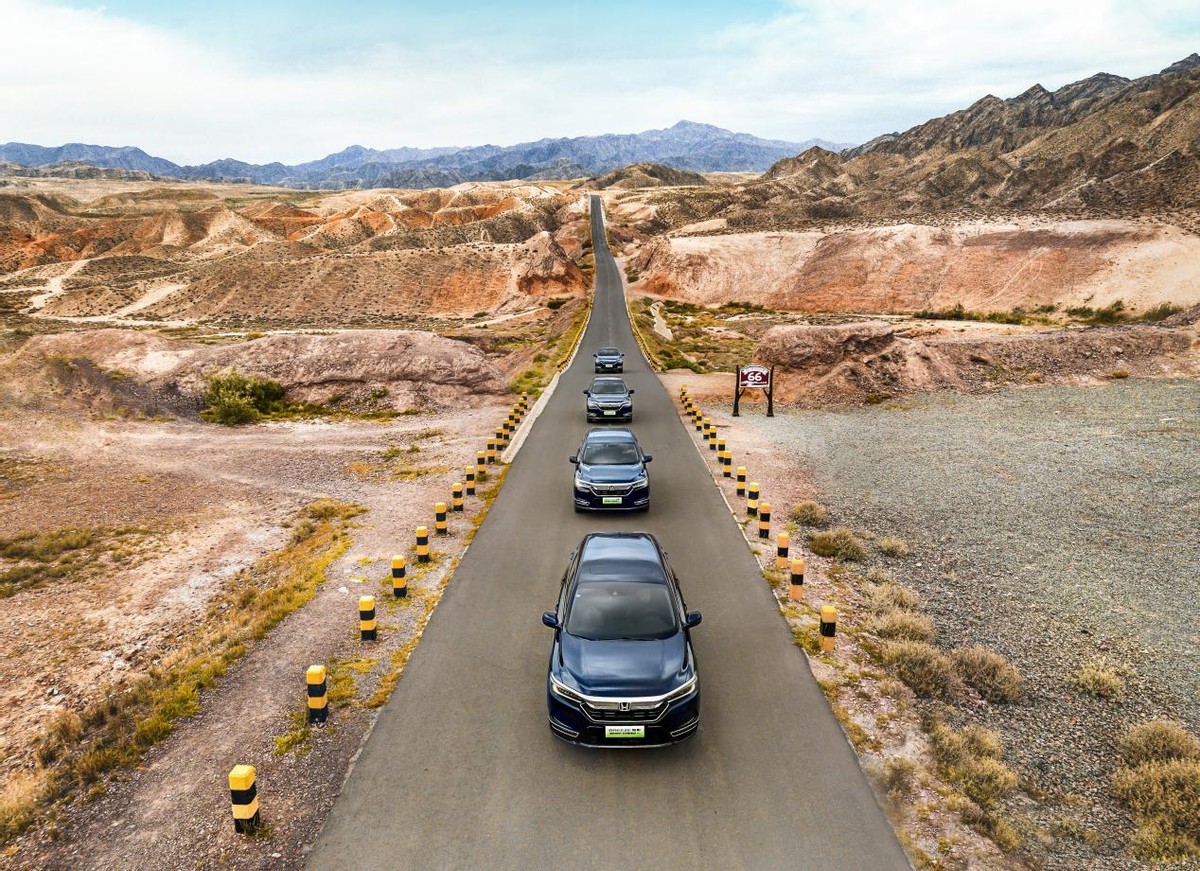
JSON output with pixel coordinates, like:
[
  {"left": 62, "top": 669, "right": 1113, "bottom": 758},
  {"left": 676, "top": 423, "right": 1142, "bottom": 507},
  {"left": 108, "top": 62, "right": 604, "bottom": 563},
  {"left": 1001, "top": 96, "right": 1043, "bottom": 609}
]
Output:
[
  {"left": 577, "top": 533, "right": 667, "bottom": 585},
  {"left": 582, "top": 427, "right": 636, "bottom": 443}
]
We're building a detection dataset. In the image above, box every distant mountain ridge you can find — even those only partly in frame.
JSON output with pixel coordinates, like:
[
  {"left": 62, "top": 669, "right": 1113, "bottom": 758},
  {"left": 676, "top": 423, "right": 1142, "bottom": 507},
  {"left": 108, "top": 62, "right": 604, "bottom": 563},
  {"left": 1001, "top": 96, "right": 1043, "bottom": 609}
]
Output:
[{"left": 0, "top": 122, "right": 854, "bottom": 190}]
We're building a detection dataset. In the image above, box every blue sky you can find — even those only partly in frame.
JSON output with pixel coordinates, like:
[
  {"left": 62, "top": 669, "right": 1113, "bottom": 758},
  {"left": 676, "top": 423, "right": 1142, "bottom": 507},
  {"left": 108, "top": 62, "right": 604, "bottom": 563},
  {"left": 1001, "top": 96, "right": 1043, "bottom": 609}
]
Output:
[{"left": 2, "top": 0, "right": 1198, "bottom": 164}]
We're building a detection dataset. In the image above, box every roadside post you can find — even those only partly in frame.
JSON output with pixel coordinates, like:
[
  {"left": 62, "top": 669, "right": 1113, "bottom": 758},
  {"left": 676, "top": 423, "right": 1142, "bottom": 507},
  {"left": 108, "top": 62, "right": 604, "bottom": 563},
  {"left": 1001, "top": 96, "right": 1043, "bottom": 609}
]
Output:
[
  {"left": 733, "top": 364, "right": 774, "bottom": 417},
  {"left": 229, "top": 765, "right": 261, "bottom": 834},
  {"left": 306, "top": 665, "right": 328, "bottom": 723}
]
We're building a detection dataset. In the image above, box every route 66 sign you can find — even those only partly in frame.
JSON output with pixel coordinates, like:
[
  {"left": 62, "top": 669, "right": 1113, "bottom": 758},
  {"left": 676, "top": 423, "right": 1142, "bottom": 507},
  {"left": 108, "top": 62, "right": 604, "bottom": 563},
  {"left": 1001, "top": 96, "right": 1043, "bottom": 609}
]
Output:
[{"left": 737, "top": 365, "right": 771, "bottom": 389}]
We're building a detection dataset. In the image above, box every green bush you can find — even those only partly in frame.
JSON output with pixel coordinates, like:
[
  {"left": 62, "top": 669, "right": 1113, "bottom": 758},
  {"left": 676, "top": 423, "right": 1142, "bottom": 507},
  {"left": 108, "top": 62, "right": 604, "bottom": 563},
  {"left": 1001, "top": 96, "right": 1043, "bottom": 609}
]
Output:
[
  {"left": 546, "top": 297, "right": 568, "bottom": 310},
  {"left": 200, "top": 370, "right": 292, "bottom": 426}
]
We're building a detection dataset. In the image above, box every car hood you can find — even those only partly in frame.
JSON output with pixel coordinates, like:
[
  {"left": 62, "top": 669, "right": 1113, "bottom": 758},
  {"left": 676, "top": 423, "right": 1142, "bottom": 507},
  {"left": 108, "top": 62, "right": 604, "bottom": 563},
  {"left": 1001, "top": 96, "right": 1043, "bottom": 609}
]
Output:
[
  {"left": 589, "top": 395, "right": 630, "bottom": 403},
  {"left": 557, "top": 632, "right": 688, "bottom": 697},
  {"left": 578, "top": 463, "right": 646, "bottom": 484},
  {"left": 596, "top": 355, "right": 622, "bottom": 362}
]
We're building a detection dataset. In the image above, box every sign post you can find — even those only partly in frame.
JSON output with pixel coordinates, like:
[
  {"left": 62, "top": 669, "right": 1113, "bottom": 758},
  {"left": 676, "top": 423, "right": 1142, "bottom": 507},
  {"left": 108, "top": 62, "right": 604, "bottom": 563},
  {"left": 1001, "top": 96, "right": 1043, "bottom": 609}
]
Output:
[{"left": 734, "top": 365, "right": 774, "bottom": 417}]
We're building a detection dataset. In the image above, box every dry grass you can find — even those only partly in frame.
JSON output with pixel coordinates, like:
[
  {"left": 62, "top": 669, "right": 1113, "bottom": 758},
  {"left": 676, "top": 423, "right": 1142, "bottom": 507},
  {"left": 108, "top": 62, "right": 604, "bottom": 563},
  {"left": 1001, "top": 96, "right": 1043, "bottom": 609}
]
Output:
[
  {"left": 789, "top": 500, "right": 827, "bottom": 527},
  {"left": 0, "top": 526, "right": 154, "bottom": 598},
  {"left": 863, "top": 581, "right": 921, "bottom": 613},
  {"left": 880, "top": 756, "right": 918, "bottom": 801},
  {"left": 0, "top": 499, "right": 363, "bottom": 847},
  {"left": 865, "top": 609, "right": 935, "bottom": 642},
  {"left": 927, "top": 719, "right": 1021, "bottom": 850},
  {"left": 808, "top": 527, "right": 867, "bottom": 562},
  {"left": 880, "top": 641, "right": 960, "bottom": 699},
  {"left": 1112, "top": 759, "right": 1200, "bottom": 860},
  {"left": 877, "top": 536, "right": 910, "bottom": 557},
  {"left": 1073, "top": 657, "right": 1130, "bottom": 699},
  {"left": 1118, "top": 721, "right": 1200, "bottom": 767},
  {"left": 952, "top": 646, "right": 1022, "bottom": 703}
]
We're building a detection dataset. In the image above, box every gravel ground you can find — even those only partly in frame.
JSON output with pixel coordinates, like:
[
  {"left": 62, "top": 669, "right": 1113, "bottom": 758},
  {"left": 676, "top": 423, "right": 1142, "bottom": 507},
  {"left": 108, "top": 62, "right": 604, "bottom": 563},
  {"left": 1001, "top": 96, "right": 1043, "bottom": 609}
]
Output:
[{"left": 738, "top": 378, "right": 1200, "bottom": 870}]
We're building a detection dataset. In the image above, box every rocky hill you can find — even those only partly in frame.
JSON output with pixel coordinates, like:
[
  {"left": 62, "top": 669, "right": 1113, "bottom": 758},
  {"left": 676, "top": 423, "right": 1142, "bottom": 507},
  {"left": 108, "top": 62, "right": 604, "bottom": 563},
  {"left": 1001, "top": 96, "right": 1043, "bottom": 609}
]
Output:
[
  {"left": 626, "top": 55, "right": 1200, "bottom": 231},
  {"left": 0, "top": 182, "right": 587, "bottom": 326},
  {"left": 0, "top": 122, "right": 853, "bottom": 190},
  {"left": 583, "top": 163, "right": 709, "bottom": 190}
]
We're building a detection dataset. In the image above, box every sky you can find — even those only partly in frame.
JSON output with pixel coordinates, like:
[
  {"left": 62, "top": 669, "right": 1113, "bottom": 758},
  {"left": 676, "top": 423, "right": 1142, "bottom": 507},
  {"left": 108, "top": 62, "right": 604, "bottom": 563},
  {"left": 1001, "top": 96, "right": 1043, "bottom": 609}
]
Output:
[{"left": 2, "top": 0, "right": 1198, "bottom": 165}]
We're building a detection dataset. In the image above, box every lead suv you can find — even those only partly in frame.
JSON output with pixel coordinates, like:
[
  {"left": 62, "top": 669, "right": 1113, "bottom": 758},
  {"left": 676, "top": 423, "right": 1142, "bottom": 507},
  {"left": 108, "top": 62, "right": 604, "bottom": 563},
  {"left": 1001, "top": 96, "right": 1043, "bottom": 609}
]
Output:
[
  {"left": 593, "top": 347, "right": 625, "bottom": 373},
  {"left": 570, "top": 428, "right": 651, "bottom": 512},
  {"left": 584, "top": 376, "right": 634, "bottom": 422},
  {"left": 542, "top": 533, "right": 701, "bottom": 747}
]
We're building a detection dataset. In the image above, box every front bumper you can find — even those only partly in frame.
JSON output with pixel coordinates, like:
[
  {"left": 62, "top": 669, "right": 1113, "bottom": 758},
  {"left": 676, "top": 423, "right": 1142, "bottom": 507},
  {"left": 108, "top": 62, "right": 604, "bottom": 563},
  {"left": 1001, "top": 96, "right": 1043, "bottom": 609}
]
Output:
[
  {"left": 586, "top": 404, "right": 633, "bottom": 422},
  {"left": 573, "top": 483, "right": 649, "bottom": 511},
  {"left": 547, "top": 686, "right": 700, "bottom": 748},
  {"left": 594, "top": 361, "right": 624, "bottom": 372}
]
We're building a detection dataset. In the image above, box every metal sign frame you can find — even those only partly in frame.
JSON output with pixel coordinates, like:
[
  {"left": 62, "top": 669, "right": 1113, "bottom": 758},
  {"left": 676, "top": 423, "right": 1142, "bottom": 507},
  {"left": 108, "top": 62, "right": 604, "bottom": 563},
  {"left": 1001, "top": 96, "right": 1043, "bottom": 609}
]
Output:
[{"left": 733, "top": 365, "right": 774, "bottom": 417}]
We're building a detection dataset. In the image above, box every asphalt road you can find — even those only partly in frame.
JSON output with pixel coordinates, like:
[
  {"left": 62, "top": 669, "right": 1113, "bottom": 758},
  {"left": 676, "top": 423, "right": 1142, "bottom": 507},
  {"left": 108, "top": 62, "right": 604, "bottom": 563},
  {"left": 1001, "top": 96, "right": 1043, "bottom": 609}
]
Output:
[{"left": 307, "top": 196, "right": 909, "bottom": 870}]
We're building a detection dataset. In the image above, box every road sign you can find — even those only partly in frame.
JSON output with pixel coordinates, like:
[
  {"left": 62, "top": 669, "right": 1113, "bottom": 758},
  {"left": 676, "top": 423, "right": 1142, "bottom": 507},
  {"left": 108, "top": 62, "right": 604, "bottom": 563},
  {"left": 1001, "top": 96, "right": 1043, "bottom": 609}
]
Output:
[
  {"left": 733, "top": 365, "right": 774, "bottom": 417},
  {"left": 738, "top": 365, "right": 771, "bottom": 389}
]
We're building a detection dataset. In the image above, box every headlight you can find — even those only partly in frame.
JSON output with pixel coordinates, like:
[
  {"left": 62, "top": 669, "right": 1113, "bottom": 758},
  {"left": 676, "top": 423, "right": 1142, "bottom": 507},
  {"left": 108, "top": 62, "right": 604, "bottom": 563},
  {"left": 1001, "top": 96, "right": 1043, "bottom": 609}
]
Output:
[
  {"left": 662, "top": 676, "right": 698, "bottom": 704},
  {"left": 631, "top": 475, "right": 648, "bottom": 488},
  {"left": 550, "top": 674, "right": 585, "bottom": 703},
  {"left": 574, "top": 474, "right": 589, "bottom": 491}
]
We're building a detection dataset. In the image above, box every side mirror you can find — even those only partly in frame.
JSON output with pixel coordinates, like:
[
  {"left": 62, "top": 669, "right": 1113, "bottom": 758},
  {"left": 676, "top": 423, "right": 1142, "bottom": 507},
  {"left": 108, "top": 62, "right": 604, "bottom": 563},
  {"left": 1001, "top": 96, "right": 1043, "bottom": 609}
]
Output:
[
  {"left": 643, "top": 454, "right": 653, "bottom": 463},
  {"left": 583, "top": 389, "right": 591, "bottom": 396},
  {"left": 628, "top": 389, "right": 636, "bottom": 395},
  {"left": 568, "top": 455, "right": 578, "bottom": 464},
  {"left": 685, "top": 611, "right": 703, "bottom": 629},
  {"left": 542, "top": 611, "right": 560, "bottom": 629}
]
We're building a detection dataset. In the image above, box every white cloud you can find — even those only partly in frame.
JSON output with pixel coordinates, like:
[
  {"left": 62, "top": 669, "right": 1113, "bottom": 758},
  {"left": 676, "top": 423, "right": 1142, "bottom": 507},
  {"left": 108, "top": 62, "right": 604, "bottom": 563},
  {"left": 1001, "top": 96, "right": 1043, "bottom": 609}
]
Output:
[{"left": 0, "top": 0, "right": 1196, "bottom": 163}]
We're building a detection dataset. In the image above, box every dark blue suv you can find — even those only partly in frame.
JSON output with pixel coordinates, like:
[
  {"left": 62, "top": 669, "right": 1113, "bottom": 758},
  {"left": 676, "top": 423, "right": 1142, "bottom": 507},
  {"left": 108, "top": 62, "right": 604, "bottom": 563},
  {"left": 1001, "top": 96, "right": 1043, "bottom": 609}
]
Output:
[
  {"left": 569, "top": 428, "right": 651, "bottom": 512},
  {"left": 542, "top": 533, "right": 701, "bottom": 747},
  {"left": 584, "top": 376, "right": 634, "bottom": 422},
  {"left": 593, "top": 347, "right": 625, "bottom": 373}
]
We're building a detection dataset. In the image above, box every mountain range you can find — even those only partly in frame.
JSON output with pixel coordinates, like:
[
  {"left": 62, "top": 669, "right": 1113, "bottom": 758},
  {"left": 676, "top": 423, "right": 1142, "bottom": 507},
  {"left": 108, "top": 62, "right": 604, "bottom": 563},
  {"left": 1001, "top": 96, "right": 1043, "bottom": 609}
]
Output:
[
  {"left": 633, "top": 53, "right": 1200, "bottom": 231},
  {"left": 0, "top": 122, "right": 851, "bottom": 190}
]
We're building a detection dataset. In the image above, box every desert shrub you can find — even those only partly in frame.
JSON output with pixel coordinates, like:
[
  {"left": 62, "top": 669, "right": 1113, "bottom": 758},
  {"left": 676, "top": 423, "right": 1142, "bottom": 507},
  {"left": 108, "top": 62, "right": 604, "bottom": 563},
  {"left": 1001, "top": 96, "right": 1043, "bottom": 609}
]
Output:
[
  {"left": 808, "top": 527, "right": 866, "bottom": 561},
  {"left": 789, "top": 500, "right": 827, "bottom": 527},
  {"left": 863, "top": 580, "right": 920, "bottom": 613},
  {"left": 546, "top": 297, "right": 568, "bottom": 310},
  {"left": 1108, "top": 369, "right": 1131, "bottom": 379},
  {"left": 1066, "top": 300, "right": 1126, "bottom": 324},
  {"left": 1139, "top": 302, "right": 1183, "bottom": 322},
  {"left": 880, "top": 757, "right": 917, "bottom": 800},
  {"left": 878, "top": 536, "right": 909, "bottom": 557},
  {"left": 1118, "top": 721, "right": 1200, "bottom": 768},
  {"left": 929, "top": 721, "right": 1017, "bottom": 808},
  {"left": 290, "top": 519, "right": 316, "bottom": 544},
  {"left": 1073, "top": 658, "right": 1128, "bottom": 699},
  {"left": 1112, "top": 759, "right": 1200, "bottom": 860},
  {"left": 306, "top": 499, "right": 343, "bottom": 521},
  {"left": 952, "top": 646, "right": 1022, "bottom": 703},
  {"left": 882, "top": 641, "right": 959, "bottom": 699},
  {"left": 865, "top": 610, "right": 935, "bottom": 642},
  {"left": 200, "top": 370, "right": 291, "bottom": 426},
  {"left": 33, "top": 709, "right": 83, "bottom": 767}
]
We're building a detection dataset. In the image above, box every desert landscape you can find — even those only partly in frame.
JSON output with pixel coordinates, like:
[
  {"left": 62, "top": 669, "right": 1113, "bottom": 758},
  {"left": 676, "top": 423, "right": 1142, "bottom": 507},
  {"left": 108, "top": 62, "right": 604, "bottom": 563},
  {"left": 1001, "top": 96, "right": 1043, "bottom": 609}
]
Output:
[{"left": 1, "top": 40, "right": 1199, "bottom": 871}]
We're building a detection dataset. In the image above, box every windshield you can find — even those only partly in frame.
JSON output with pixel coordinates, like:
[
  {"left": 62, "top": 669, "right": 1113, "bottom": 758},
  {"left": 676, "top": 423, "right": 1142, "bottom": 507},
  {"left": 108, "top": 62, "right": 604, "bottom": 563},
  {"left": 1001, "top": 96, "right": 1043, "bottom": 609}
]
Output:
[
  {"left": 591, "top": 381, "right": 627, "bottom": 395},
  {"left": 565, "top": 581, "right": 678, "bottom": 640},
  {"left": 598, "top": 348, "right": 619, "bottom": 356},
  {"left": 581, "top": 443, "right": 640, "bottom": 465}
]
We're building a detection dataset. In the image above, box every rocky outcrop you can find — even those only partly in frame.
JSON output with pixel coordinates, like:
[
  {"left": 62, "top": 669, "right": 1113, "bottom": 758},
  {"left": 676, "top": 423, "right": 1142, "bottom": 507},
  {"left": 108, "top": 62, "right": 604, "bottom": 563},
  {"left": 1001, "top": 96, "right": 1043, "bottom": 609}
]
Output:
[{"left": 583, "top": 163, "right": 709, "bottom": 190}]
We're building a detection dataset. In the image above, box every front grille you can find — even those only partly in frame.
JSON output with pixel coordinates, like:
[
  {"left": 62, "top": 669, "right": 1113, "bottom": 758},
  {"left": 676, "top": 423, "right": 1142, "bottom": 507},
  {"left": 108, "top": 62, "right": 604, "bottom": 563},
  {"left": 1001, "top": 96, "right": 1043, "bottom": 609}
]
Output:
[
  {"left": 590, "top": 482, "right": 634, "bottom": 495},
  {"left": 583, "top": 701, "right": 667, "bottom": 722}
]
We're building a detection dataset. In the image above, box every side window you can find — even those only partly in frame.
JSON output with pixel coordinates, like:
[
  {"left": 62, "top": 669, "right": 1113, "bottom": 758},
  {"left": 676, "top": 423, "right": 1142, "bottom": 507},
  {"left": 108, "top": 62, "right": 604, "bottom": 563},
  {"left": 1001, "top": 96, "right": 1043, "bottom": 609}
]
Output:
[{"left": 557, "top": 550, "right": 577, "bottom": 616}]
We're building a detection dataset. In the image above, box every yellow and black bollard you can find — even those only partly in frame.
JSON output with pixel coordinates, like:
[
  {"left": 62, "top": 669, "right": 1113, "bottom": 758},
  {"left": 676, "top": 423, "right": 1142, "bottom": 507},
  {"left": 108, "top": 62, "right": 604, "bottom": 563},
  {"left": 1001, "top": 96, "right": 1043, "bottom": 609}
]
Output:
[
  {"left": 716, "top": 437, "right": 726, "bottom": 456},
  {"left": 693, "top": 412, "right": 703, "bottom": 432},
  {"left": 306, "top": 665, "right": 328, "bottom": 723},
  {"left": 776, "top": 532, "right": 790, "bottom": 568},
  {"left": 509, "top": 411, "right": 518, "bottom": 431},
  {"left": 391, "top": 554, "right": 407, "bottom": 597},
  {"left": 434, "top": 502, "right": 448, "bottom": 535},
  {"left": 360, "top": 595, "right": 377, "bottom": 641},
  {"left": 789, "top": 558, "right": 806, "bottom": 601},
  {"left": 736, "top": 467, "right": 747, "bottom": 497},
  {"left": 520, "top": 394, "right": 529, "bottom": 412},
  {"left": 721, "top": 450, "right": 732, "bottom": 477},
  {"left": 229, "top": 765, "right": 261, "bottom": 834},
  {"left": 464, "top": 466, "right": 475, "bottom": 496},
  {"left": 747, "top": 483, "right": 760, "bottom": 517},
  {"left": 819, "top": 605, "right": 837, "bottom": 652},
  {"left": 486, "top": 439, "right": 496, "bottom": 465},
  {"left": 476, "top": 451, "right": 486, "bottom": 476},
  {"left": 452, "top": 483, "right": 464, "bottom": 512},
  {"left": 415, "top": 525, "right": 430, "bottom": 563},
  {"left": 496, "top": 427, "right": 506, "bottom": 449},
  {"left": 758, "top": 503, "right": 771, "bottom": 538},
  {"left": 708, "top": 425, "right": 718, "bottom": 451},
  {"left": 703, "top": 418, "right": 713, "bottom": 442}
]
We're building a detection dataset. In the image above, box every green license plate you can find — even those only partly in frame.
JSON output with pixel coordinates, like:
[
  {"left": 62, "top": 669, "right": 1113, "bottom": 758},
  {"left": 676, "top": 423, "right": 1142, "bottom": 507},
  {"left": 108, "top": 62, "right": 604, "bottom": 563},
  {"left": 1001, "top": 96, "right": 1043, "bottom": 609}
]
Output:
[
  {"left": 601, "top": 496, "right": 623, "bottom": 505},
  {"left": 603, "top": 410, "right": 617, "bottom": 416},
  {"left": 605, "top": 725, "right": 644, "bottom": 739}
]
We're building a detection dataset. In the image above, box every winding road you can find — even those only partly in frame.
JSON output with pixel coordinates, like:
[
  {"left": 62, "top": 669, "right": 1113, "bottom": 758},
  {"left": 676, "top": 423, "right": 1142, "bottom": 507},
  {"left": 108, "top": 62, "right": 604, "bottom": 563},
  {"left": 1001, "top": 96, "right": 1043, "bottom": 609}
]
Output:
[{"left": 307, "top": 196, "right": 909, "bottom": 869}]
